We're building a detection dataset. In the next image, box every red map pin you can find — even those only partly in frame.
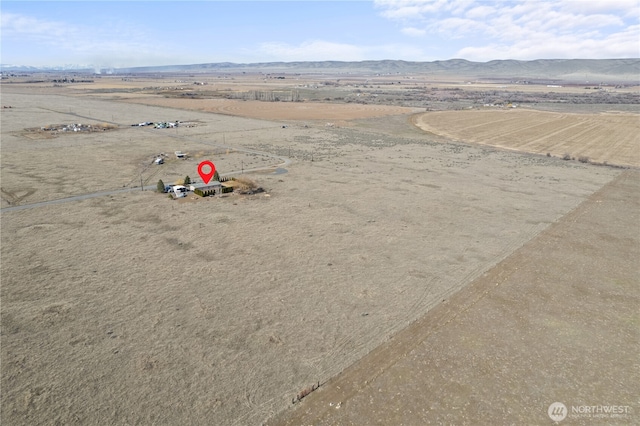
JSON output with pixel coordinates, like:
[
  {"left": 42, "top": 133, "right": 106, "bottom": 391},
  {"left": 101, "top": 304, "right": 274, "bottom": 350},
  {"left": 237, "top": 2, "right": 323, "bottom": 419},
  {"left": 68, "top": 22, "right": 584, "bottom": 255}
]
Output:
[{"left": 197, "top": 160, "right": 216, "bottom": 184}]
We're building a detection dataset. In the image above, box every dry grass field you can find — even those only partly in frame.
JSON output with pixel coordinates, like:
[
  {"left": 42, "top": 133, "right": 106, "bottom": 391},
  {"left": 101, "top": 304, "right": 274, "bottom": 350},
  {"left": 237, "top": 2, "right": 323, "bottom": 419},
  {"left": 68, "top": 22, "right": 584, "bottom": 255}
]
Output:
[
  {"left": 271, "top": 169, "right": 640, "bottom": 426},
  {"left": 413, "top": 109, "right": 640, "bottom": 167},
  {"left": 121, "top": 97, "right": 420, "bottom": 124},
  {"left": 1, "top": 74, "right": 637, "bottom": 425}
]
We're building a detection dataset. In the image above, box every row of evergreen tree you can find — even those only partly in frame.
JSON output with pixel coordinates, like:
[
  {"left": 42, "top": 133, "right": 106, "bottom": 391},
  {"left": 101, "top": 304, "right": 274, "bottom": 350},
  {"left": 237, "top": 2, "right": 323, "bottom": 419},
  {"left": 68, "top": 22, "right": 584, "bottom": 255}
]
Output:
[
  {"left": 234, "top": 90, "right": 301, "bottom": 102},
  {"left": 156, "top": 171, "right": 221, "bottom": 193}
]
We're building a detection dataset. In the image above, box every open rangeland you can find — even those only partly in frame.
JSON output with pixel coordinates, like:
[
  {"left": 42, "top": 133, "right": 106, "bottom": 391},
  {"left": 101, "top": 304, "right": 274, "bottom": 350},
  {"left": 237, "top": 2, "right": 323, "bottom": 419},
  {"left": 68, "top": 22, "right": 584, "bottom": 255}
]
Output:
[
  {"left": 1, "top": 76, "right": 637, "bottom": 425},
  {"left": 270, "top": 169, "right": 640, "bottom": 425},
  {"left": 121, "top": 96, "right": 420, "bottom": 125}
]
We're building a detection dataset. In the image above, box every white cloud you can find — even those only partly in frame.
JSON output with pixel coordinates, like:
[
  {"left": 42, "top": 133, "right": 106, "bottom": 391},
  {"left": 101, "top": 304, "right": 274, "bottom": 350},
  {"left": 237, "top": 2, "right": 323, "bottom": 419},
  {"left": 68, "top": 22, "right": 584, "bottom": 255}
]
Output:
[
  {"left": 374, "top": 0, "right": 640, "bottom": 59},
  {"left": 430, "top": 17, "right": 489, "bottom": 37},
  {"left": 1, "top": 12, "right": 76, "bottom": 41},
  {"left": 458, "top": 24, "right": 640, "bottom": 60},
  {"left": 401, "top": 27, "right": 427, "bottom": 36},
  {"left": 375, "top": 0, "right": 453, "bottom": 20},
  {"left": 560, "top": 0, "right": 638, "bottom": 14},
  {"left": 465, "top": 5, "right": 496, "bottom": 20},
  {"left": 1, "top": 12, "right": 183, "bottom": 67}
]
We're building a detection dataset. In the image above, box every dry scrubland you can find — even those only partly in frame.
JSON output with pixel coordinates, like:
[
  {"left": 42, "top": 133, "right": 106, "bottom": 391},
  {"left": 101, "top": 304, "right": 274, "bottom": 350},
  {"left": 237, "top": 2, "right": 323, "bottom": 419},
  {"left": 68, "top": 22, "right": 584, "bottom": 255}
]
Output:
[
  {"left": 0, "top": 91, "right": 289, "bottom": 207},
  {"left": 1, "top": 74, "right": 637, "bottom": 425},
  {"left": 271, "top": 169, "right": 640, "bottom": 426},
  {"left": 122, "top": 96, "right": 419, "bottom": 125}
]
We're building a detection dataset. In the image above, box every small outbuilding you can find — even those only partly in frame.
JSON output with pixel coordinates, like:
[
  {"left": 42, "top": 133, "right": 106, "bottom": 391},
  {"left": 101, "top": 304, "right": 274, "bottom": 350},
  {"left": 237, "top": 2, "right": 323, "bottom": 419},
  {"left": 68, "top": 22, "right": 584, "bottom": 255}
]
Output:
[{"left": 191, "top": 181, "right": 222, "bottom": 196}]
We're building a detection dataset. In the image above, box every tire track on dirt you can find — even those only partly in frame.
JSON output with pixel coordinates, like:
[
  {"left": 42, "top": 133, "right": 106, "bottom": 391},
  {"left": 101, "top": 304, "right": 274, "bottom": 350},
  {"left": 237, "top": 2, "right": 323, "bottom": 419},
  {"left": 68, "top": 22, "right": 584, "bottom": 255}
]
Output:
[
  {"left": 268, "top": 169, "right": 636, "bottom": 426},
  {"left": 289, "top": 219, "right": 550, "bottom": 404},
  {"left": 37, "top": 107, "right": 120, "bottom": 126}
]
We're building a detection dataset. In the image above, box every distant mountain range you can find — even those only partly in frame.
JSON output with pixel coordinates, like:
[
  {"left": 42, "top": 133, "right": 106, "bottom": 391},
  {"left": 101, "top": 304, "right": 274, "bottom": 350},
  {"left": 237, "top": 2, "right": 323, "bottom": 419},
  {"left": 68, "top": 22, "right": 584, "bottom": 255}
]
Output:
[
  {"left": 2, "top": 59, "right": 639, "bottom": 82},
  {"left": 0, "top": 64, "right": 96, "bottom": 72}
]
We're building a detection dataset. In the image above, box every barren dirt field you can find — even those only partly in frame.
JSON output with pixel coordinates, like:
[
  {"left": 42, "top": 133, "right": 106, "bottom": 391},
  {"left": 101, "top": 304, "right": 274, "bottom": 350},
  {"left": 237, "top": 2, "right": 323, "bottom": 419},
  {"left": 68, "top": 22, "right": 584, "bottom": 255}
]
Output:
[
  {"left": 122, "top": 96, "right": 420, "bottom": 124},
  {"left": 414, "top": 109, "right": 640, "bottom": 167},
  {"left": 1, "top": 74, "right": 638, "bottom": 425}
]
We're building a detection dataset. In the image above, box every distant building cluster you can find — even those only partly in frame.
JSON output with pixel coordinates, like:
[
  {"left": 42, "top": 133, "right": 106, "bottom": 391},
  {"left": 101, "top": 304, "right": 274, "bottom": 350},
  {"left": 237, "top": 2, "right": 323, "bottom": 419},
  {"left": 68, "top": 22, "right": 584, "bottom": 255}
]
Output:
[
  {"left": 39, "top": 123, "right": 115, "bottom": 132},
  {"left": 131, "top": 120, "right": 198, "bottom": 129}
]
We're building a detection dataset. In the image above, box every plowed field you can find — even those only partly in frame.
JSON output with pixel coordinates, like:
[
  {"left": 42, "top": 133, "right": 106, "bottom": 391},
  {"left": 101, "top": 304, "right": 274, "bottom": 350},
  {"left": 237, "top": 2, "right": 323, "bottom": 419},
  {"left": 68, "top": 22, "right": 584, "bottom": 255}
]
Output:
[{"left": 413, "top": 109, "right": 640, "bottom": 167}]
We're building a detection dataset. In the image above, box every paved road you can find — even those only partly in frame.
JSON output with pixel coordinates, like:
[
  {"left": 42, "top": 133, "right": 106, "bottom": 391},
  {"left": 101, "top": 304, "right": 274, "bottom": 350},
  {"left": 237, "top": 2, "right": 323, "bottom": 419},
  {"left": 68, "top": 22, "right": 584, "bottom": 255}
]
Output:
[
  {"left": 1, "top": 163, "right": 289, "bottom": 213},
  {"left": 1, "top": 186, "right": 151, "bottom": 213},
  {"left": 2, "top": 117, "right": 291, "bottom": 213}
]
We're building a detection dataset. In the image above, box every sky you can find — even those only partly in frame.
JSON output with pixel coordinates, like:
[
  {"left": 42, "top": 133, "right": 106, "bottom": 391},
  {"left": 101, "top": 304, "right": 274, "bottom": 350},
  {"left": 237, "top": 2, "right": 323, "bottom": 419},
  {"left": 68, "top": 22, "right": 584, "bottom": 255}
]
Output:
[{"left": 1, "top": 0, "right": 639, "bottom": 68}]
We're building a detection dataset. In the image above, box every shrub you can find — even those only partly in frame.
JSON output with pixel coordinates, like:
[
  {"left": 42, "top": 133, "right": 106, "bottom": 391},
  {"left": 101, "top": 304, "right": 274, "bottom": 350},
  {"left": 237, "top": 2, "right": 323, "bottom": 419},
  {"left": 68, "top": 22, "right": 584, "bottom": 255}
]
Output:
[
  {"left": 184, "top": 175, "right": 191, "bottom": 185},
  {"left": 562, "top": 153, "right": 571, "bottom": 161},
  {"left": 546, "top": 153, "right": 551, "bottom": 157},
  {"left": 233, "top": 176, "right": 257, "bottom": 191},
  {"left": 213, "top": 170, "right": 220, "bottom": 182},
  {"left": 578, "top": 156, "right": 590, "bottom": 163},
  {"left": 194, "top": 188, "right": 220, "bottom": 197},
  {"left": 157, "top": 179, "right": 165, "bottom": 193}
]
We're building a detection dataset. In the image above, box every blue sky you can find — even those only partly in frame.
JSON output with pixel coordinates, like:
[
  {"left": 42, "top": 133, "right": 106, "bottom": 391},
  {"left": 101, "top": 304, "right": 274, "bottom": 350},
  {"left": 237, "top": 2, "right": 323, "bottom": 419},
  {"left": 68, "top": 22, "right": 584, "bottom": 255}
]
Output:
[{"left": 1, "top": 1, "right": 639, "bottom": 68}]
